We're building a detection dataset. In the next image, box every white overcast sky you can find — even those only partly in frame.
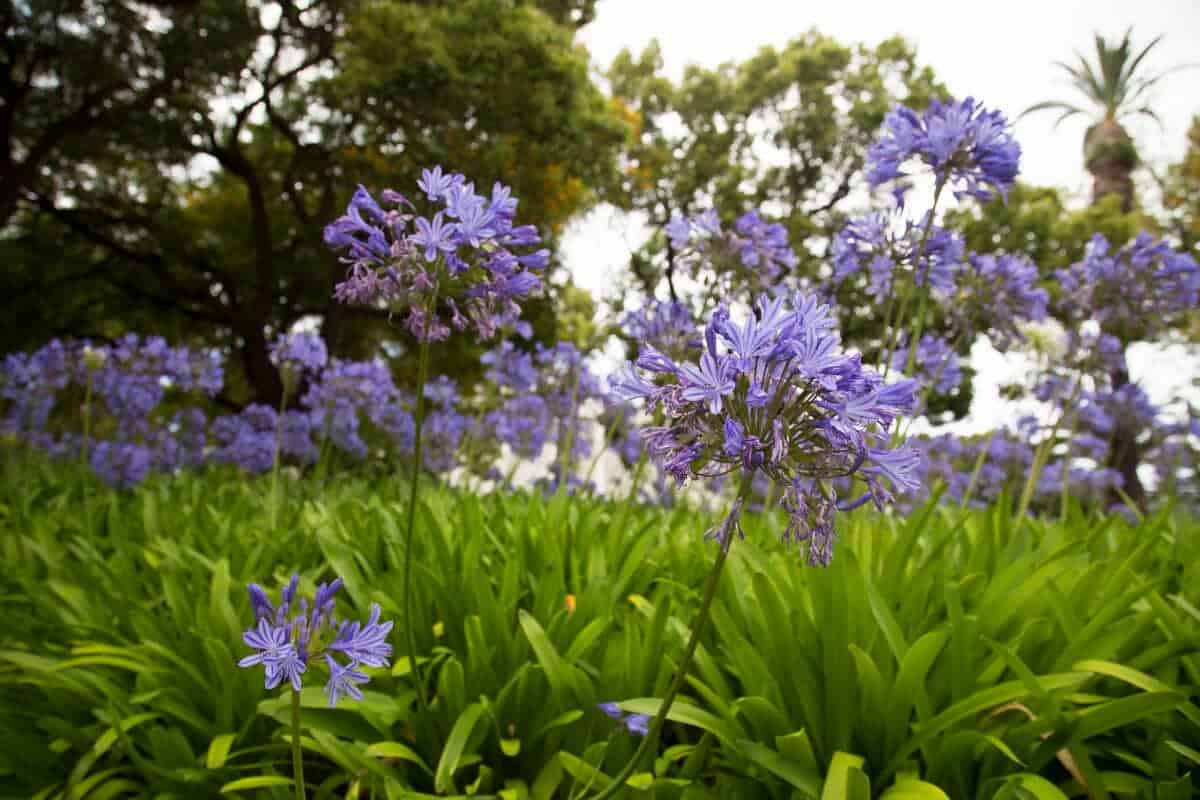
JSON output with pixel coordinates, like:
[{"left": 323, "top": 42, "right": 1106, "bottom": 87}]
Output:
[{"left": 561, "top": 0, "right": 1200, "bottom": 431}]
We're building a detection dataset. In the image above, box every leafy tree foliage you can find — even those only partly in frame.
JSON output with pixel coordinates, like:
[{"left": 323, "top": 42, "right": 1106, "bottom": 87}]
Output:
[
  {"left": 1162, "top": 116, "right": 1200, "bottom": 256},
  {"left": 0, "top": 0, "right": 627, "bottom": 406},
  {"left": 607, "top": 32, "right": 942, "bottom": 305}
]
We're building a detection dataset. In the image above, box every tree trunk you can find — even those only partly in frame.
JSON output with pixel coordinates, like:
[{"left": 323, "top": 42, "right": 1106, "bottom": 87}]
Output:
[
  {"left": 1084, "top": 118, "right": 1147, "bottom": 510},
  {"left": 1085, "top": 118, "right": 1137, "bottom": 212},
  {"left": 238, "top": 321, "right": 284, "bottom": 409},
  {"left": 1106, "top": 365, "right": 1147, "bottom": 511}
]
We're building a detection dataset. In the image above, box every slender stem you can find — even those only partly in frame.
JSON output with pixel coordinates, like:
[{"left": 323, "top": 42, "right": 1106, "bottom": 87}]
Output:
[
  {"left": 81, "top": 372, "right": 93, "bottom": 470},
  {"left": 587, "top": 474, "right": 753, "bottom": 800},
  {"left": 271, "top": 382, "right": 290, "bottom": 531},
  {"left": 1015, "top": 376, "right": 1083, "bottom": 523},
  {"left": 958, "top": 430, "right": 997, "bottom": 510},
  {"left": 402, "top": 287, "right": 439, "bottom": 717},
  {"left": 555, "top": 370, "right": 582, "bottom": 494},
  {"left": 312, "top": 395, "right": 336, "bottom": 488},
  {"left": 291, "top": 687, "right": 306, "bottom": 800},
  {"left": 81, "top": 371, "right": 93, "bottom": 534},
  {"left": 881, "top": 181, "right": 945, "bottom": 378}
]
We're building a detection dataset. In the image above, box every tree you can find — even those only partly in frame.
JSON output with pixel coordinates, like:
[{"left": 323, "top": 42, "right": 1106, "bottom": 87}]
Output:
[
  {"left": 609, "top": 33, "right": 942, "bottom": 306},
  {"left": 1, "top": 0, "right": 626, "bottom": 406},
  {"left": 1024, "top": 29, "right": 1185, "bottom": 213},
  {"left": 1162, "top": 116, "right": 1200, "bottom": 257},
  {"left": 1023, "top": 29, "right": 1195, "bottom": 508}
]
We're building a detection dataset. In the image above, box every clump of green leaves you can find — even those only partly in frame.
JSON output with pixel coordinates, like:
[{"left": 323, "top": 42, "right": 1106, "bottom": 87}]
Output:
[{"left": 0, "top": 454, "right": 1197, "bottom": 798}]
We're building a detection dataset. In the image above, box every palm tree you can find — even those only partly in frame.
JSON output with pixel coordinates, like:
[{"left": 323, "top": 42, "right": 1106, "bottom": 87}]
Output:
[
  {"left": 1024, "top": 30, "right": 1194, "bottom": 511},
  {"left": 1024, "top": 29, "right": 1182, "bottom": 212}
]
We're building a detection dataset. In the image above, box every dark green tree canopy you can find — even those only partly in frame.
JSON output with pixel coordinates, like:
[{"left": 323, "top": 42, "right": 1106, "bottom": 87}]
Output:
[{"left": 1, "top": 0, "right": 627, "bottom": 406}]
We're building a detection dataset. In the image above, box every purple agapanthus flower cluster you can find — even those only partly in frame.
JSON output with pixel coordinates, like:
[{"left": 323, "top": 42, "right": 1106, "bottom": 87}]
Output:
[
  {"left": 890, "top": 334, "right": 962, "bottom": 395},
  {"left": 621, "top": 299, "right": 697, "bottom": 362},
  {"left": 326, "top": 167, "right": 548, "bottom": 342},
  {"left": 92, "top": 335, "right": 223, "bottom": 433},
  {"left": 302, "top": 358, "right": 410, "bottom": 461},
  {"left": 953, "top": 253, "right": 1049, "bottom": 350},
  {"left": 481, "top": 341, "right": 605, "bottom": 471},
  {"left": 211, "top": 405, "right": 319, "bottom": 473},
  {"left": 866, "top": 97, "right": 1021, "bottom": 202},
  {"left": 611, "top": 291, "right": 921, "bottom": 565},
  {"left": 1, "top": 339, "right": 72, "bottom": 438},
  {"left": 270, "top": 331, "right": 329, "bottom": 382},
  {"left": 412, "top": 375, "right": 472, "bottom": 473},
  {"left": 239, "top": 575, "right": 392, "bottom": 707},
  {"left": 904, "top": 426, "right": 1129, "bottom": 513},
  {"left": 666, "top": 208, "right": 798, "bottom": 291},
  {"left": 830, "top": 212, "right": 965, "bottom": 298},
  {"left": 598, "top": 702, "right": 650, "bottom": 737},
  {"left": 1056, "top": 232, "right": 1200, "bottom": 342},
  {"left": 1, "top": 336, "right": 223, "bottom": 486}
]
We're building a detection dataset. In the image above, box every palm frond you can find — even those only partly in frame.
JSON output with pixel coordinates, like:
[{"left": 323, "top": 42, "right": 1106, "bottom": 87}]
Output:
[
  {"left": 1034, "top": 29, "right": 1188, "bottom": 124},
  {"left": 1123, "top": 33, "right": 1165, "bottom": 88},
  {"left": 1019, "top": 100, "right": 1086, "bottom": 126},
  {"left": 1130, "top": 105, "right": 1165, "bottom": 131}
]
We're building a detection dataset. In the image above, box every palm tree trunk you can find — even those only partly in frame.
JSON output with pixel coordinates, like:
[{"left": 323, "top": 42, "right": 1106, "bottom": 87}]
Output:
[
  {"left": 1085, "top": 118, "right": 1145, "bottom": 509},
  {"left": 1106, "top": 365, "right": 1147, "bottom": 510},
  {"left": 1085, "top": 118, "right": 1137, "bottom": 212}
]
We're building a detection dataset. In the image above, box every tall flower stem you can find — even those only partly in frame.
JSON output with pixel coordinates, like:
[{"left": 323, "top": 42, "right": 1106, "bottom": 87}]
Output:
[
  {"left": 588, "top": 474, "right": 753, "bottom": 800},
  {"left": 81, "top": 369, "right": 94, "bottom": 533},
  {"left": 290, "top": 687, "right": 306, "bottom": 800},
  {"left": 81, "top": 370, "right": 93, "bottom": 470},
  {"left": 1015, "top": 375, "right": 1083, "bottom": 523},
  {"left": 881, "top": 180, "right": 945, "bottom": 378},
  {"left": 270, "top": 383, "right": 290, "bottom": 531},
  {"left": 401, "top": 287, "right": 439, "bottom": 717}
]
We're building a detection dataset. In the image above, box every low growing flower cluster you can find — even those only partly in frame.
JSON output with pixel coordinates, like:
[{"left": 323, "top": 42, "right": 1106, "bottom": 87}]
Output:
[
  {"left": 239, "top": 575, "right": 393, "bottom": 707},
  {"left": 479, "top": 340, "right": 606, "bottom": 480},
  {"left": 1, "top": 336, "right": 222, "bottom": 487}
]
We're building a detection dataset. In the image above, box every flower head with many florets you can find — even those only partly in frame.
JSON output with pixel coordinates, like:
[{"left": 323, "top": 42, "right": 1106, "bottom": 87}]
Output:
[
  {"left": 831, "top": 211, "right": 965, "bottom": 299},
  {"left": 666, "top": 208, "right": 798, "bottom": 297},
  {"left": 612, "top": 292, "right": 920, "bottom": 565},
  {"left": 1056, "top": 232, "right": 1199, "bottom": 342},
  {"left": 326, "top": 169, "right": 548, "bottom": 342},
  {"left": 867, "top": 97, "right": 1020, "bottom": 203},
  {"left": 238, "top": 575, "right": 392, "bottom": 707}
]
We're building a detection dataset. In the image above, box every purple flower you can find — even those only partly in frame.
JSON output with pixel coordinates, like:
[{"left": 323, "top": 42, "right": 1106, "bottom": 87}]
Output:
[
  {"left": 1056, "top": 232, "right": 1199, "bottom": 342},
  {"left": 323, "top": 654, "right": 369, "bottom": 707},
  {"left": 418, "top": 165, "right": 463, "bottom": 201},
  {"left": 890, "top": 335, "right": 963, "bottom": 395},
  {"left": 239, "top": 618, "right": 305, "bottom": 691},
  {"left": 667, "top": 207, "right": 798, "bottom": 296},
  {"left": 616, "top": 288, "right": 920, "bottom": 565},
  {"left": 237, "top": 576, "right": 393, "bottom": 707},
  {"left": 90, "top": 440, "right": 153, "bottom": 488},
  {"left": 270, "top": 331, "right": 328, "bottom": 378},
  {"left": 411, "top": 213, "right": 458, "bottom": 262},
  {"left": 867, "top": 97, "right": 1020, "bottom": 202},
  {"left": 597, "top": 702, "right": 650, "bottom": 737},
  {"left": 623, "top": 714, "right": 651, "bottom": 736},
  {"left": 326, "top": 171, "right": 545, "bottom": 342},
  {"left": 679, "top": 349, "right": 735, "bottom": 414},
  {"left": 452, "top": 201, "right": 497, "bottom": 248},
  {"left": 831, "top": 212, "right": 964, "bottom": 300},
  {"left": 958, "top": 253, "right": 1047, "bottom": 350}
]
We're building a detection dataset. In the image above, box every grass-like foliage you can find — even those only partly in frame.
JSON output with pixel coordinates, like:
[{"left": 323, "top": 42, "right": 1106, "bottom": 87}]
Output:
[{"left": 1, "top": 454, "right": 1197, "bottom": 798}]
